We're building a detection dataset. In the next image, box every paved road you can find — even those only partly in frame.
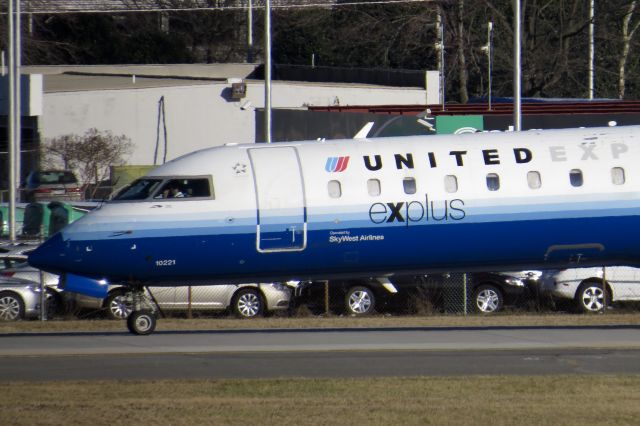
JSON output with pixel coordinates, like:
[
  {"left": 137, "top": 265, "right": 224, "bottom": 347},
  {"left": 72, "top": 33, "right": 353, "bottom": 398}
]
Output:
[{"left": 2, "top": 325, "right": 640, "bottom": 380}]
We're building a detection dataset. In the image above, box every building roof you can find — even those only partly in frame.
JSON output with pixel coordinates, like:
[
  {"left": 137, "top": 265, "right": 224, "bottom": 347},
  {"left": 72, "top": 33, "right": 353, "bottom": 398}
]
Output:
[
  {"left": 310, "top": 101, "right": 640, "bottom": 116},
  {"left": 22, "top": 64, "right": 257, "bottom": 92}
]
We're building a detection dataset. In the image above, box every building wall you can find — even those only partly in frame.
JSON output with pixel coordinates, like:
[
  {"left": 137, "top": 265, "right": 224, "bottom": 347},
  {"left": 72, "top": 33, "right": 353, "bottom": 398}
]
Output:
[{"left": 41, "top": 79, "right": 430, "bottom": 165}]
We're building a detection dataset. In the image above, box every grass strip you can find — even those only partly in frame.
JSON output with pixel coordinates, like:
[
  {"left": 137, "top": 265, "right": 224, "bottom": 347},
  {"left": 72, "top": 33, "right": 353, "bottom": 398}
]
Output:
[{"left": 1, "top": 375, "right": 639, "bottom": 425}]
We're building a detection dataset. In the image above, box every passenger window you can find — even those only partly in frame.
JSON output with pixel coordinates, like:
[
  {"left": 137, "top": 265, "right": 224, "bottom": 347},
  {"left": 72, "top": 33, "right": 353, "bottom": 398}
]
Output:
[
  {"left": 569, "top": 169, "right": 583, "bottom": 187},
  {"left": 328, "top": 180, "right": 342, "bottom": 198},
  {"left": 367, "top": 179, "right": 381, "bottom": 196},
  {"left": 611, "top": 167, "right": 625, "bottom": 185},
  {"left": 154, "top": 177, "right": 213, "bottom": 199},
  {"left": 486, "top": 173, "right": 500, "bottom": 191},
  {"left": 527, "top": 171, "right": 542, "bottom": 189},
  {"left": 444, "top": 175, "right": 458, "bottom": 193},
  {"left": 403, "top": 177, "right": 416, "bottom": 194}
]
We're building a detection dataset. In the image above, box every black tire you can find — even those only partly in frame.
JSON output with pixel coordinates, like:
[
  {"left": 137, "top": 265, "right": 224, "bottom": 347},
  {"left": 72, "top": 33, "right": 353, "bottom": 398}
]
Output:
[
  {"left": 233, "top": 288, "right": 264, "bottom": 318},
  {"left": 473, "top": 284, "right": 504, "bottom": 314},
  {"left": 45, "top": 289, "right": 64, "bottom": 319},
  {"left": 127, "top": 310, "right": 156, "bottom": 335},
  {"left": 345, "top": 286, "right": 376, "bottom": 316},
  {"left": 0, "top": 291, "right": 25, "bottom": 321},
  {"left": 576, "top": 281, "right": 610, "bottom": 313},
  {"left": 105, "top": 290, "right": 133, "bottom": 320}
]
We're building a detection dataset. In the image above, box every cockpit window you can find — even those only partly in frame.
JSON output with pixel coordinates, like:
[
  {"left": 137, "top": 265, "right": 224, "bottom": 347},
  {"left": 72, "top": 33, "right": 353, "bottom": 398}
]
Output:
[
  {"left": 113, "top": 179, "right": 163, "bottom": 200},
  {"left": 154, "top": 178, "right": 212, "bottom": 199},
  {"left": 112, "top": 176, "right": 213, "bottom": 201}
]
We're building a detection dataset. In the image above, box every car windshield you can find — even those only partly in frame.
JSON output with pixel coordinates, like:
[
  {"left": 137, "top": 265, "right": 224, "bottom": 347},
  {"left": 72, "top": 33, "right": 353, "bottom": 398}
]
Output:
[
  {"left": 32, "top": 171, "right": 77, "bottom": 184},
  {"left": 112, "top": 179, "right": 163, "bottom": 201}
]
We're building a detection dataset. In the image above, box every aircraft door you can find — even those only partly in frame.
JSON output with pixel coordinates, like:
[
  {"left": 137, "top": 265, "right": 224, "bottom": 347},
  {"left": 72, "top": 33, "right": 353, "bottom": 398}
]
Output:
[{"left": 249, "top": 146, "right": 307, "bottom": 252}]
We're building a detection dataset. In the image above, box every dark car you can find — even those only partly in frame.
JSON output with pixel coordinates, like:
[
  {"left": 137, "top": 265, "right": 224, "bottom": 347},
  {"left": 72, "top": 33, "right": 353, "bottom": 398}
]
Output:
[
  {"left": 294, "top": 272, "right": 537, "bottom": 316},
  {"left": 373, "top": 272, "right": 533, "bottom": 314},
  {"left": 468, "top": 272, "right": 534, "bottom": 313},
  {"left": 21, "top": 170, "right": 83, "bottom": 203}
]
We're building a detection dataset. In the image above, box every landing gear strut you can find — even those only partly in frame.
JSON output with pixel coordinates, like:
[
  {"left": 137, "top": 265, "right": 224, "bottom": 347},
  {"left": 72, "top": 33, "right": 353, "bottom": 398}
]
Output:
[{"left": 125, "top": 286, "right": 157, "bottom": 335}]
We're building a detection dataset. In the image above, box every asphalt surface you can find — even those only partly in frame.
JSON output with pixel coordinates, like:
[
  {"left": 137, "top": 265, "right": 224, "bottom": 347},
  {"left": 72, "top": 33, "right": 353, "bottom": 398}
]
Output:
[{"left": 2, "top": 325, "right": 640, "bottom": 381}]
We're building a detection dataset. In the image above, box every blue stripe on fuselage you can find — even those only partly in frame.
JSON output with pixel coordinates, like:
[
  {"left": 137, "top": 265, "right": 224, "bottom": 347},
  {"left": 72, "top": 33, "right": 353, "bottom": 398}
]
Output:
[{"left": 55, "top": 214, "right": 640, "bottom": 282}]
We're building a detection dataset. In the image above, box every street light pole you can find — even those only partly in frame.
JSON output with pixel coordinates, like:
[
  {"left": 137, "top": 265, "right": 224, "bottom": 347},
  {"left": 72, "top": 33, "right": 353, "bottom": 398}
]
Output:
[
  {"left": 485, "top": 21, "right": 493, "bottom": 111},
  {"left": 513, "top": 0, "right": 522, "bottom": 131},
  {"left": 264, "top": 0, "right": 272, "bottom": 143},
  {"left": 15, "top": 0, "right": 22, "bottom": 192},
  {"left": 7, "top": 0, "right": 17, "bottom": 241},
  {"left": 247, "top": 0, "right": 253, "bottom": 63},
  {"left": 589, "top": 0, "right": 595, "bottom": 99},
  {"left": 435, "top": 10, "right": 445, "bottom": 109}
]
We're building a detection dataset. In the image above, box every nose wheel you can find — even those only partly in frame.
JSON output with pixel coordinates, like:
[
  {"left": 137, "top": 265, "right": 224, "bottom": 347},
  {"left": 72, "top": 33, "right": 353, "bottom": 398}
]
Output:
[
  {"left": 127, "top": 310, "right": 157, "bottom": 335},
  {"left": 125, "top": 285, "right": 159, "bottom": 335}
]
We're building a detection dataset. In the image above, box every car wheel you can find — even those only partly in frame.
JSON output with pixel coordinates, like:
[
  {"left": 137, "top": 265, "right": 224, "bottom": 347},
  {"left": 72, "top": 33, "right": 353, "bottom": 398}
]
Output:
[
  {"left": 345, "top": 286, "right": 376, "bottom": 316},
  {"left": 105, "top": 290, "right": 133, "bottom": 320},
  {"left": 473, "top": 284, "right": 504, "bottom": 314},
  {"left": 0, "top": 291, "right": 25, "bottom": 321},
  {"left": 233, "top": 288, "right": 264, "bottom": 318},
  {"left": 127, "top": 310, "right": 156, "bottom": 335},
  {"left": 577, "top": 281, "right": 609, "bottom": 313}
]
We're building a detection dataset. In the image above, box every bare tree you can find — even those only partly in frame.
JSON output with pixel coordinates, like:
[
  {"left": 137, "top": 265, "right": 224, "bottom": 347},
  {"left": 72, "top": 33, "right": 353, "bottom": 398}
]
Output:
[
  {"left": 43, "top": 129, "right": 133, "bottom": 199},
  {"left": 618, "top": 1, "right": 640, "bottom": 99}
]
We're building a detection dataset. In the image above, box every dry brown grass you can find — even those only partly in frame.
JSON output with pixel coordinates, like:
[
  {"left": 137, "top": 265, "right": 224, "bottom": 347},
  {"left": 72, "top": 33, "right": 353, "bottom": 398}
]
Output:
[
  {"left": 1, "top": 375, "right": 639, "bottom": 425},
  {"left": 1, "top": 311, "right": 640, "bottom": 334}
]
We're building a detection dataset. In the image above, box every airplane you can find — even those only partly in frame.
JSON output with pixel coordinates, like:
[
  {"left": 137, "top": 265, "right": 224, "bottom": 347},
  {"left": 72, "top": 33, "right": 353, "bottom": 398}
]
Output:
[{"left": 28, "top": 124, "right": 640, "bottom": 334}]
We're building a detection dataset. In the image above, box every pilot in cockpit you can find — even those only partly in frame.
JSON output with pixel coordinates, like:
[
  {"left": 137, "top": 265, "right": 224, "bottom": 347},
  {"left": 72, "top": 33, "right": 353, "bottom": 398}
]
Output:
[{"left": 156, "top": 182, "right": 185, "bottom": 199}]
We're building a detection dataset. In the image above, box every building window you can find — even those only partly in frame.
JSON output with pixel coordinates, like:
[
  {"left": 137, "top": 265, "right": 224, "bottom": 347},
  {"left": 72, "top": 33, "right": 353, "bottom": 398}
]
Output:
[
  {"left": 367, "top": 179, "right": 381, "bottom": 196},
  {"left": 527, "top": 171, "right": 542, "bottom": 189},
  {"left": 570, "top": 169, "right": 583, "bottom": 187},
  {"left": 403, "top": 177, "right": 417, "bottom": 194},
  {"left": 611, "top": 167, "right": 625, "bottom": 185},
  {"left": 486, "top": 173, "right": 500, "bottom": 191},
  {"left": 444, "top": 175, "right": 458, "bottom": 193},
  {"left": 328, "top": 180, "right": 342, "bottom": 198}
]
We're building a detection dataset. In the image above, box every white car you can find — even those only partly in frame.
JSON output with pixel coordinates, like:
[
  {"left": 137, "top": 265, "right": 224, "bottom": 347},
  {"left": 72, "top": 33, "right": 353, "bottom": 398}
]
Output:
[{"left": 550, "top": 266, "right": 640, "bottom": 312}]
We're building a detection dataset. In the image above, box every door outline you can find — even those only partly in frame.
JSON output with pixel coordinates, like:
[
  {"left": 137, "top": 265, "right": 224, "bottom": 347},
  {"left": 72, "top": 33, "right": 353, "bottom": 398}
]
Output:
[{"left": 249, "top": 146, "right": 307, "bottom": 253}]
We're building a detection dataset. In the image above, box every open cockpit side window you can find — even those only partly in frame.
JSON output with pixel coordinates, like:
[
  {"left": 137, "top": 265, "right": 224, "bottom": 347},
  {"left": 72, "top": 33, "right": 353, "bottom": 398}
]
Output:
[
  {"left": 112, "top": 176, "right": 213, "bottom": 201},
  {"left": 154, "top": 177, "right": 213, "bottom": 199}
]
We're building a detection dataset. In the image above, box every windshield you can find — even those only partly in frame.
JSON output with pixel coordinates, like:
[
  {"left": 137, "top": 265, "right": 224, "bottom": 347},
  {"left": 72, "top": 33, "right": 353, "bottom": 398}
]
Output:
[
  {"left": 32, "top": 171, "right": 77, "bottom": 184},
  {"left": 112, "top": 179, "right": 163, "bottom": 201}
]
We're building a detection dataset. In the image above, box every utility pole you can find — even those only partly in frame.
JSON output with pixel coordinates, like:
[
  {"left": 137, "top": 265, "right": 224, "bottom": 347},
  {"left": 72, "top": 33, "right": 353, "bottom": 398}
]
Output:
[
  {"left": 513, "top": 0, "right": 522, "bottom": 131},
  {"left": 7, "top": 0, "right": 22, "bottom": 241},
  {"left": 589, "top": 0, "right": 595, "bottom": 99},
  {"left": 264, "top": 0, "right": 272, "bottom": 143},
  {"left": 247, "top": 0, "right": 254, "bottom": 63},
  {"left": 435, "top": 10, "right": 445, "bottom": 109},
  {"left": 482, "top": 22, "right": 493, "bottom": 111}
]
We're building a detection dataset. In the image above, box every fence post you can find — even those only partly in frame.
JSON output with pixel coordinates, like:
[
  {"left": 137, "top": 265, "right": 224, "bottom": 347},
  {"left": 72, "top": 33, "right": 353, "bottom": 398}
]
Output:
[
  {"left": 602, "top": 266, "right": 607, "bottom": 313},
  {"left": 463, "top": 273, "right": 468, "bottom": 315}
]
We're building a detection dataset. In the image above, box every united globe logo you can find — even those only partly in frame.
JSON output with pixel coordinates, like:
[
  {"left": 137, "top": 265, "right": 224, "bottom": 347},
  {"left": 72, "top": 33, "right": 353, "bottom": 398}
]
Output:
[{"left": 325, "top": 156, "right": 350, "bottom": 172}]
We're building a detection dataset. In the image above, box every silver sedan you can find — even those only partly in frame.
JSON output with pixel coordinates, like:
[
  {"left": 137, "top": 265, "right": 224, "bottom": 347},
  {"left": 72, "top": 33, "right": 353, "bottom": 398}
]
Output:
[
  {"left": 70, "top": 283, "right": 293, "bottom": 320},
  {"left": 0, "top": 276, "right": 44, "bottom": 321}
]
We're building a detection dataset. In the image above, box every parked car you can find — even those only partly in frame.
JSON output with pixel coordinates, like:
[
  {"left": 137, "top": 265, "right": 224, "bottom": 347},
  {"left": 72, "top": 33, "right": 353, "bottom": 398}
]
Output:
[
  {"left": 21, "top": 170, "right": 83, "bottom": 203},
  {"left": 295, "top": 271, "right": 539, "bottom": 316},
  {"left": 0, "top": 242, "right": 36, "bottom": 271},
  {"left": 1, "top": 263, "right": 64, "bottom": 315},
  {"left": 549, "top": 266, "right": 640, "bottom": 312},
  {"left": 69, "top": 282, "right": 293, "bottom": 319},
  {"left": 0, "top": 276, "right": 47, "bottom": 321}
]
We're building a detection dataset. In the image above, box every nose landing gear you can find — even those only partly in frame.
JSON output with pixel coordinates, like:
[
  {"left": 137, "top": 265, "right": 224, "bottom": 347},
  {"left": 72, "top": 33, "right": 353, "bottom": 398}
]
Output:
[
  {"left": 125, "top": 286, "right": 158, "bottom": 335},
  {"left": 127, "top": 310, "right": 157, "bottom": 335}
]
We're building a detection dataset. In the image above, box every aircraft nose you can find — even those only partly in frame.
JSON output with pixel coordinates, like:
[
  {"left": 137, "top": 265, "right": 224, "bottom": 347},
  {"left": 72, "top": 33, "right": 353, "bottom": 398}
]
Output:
[{"left": 28, "top": 233, "right": 67, "bottom": 275}]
